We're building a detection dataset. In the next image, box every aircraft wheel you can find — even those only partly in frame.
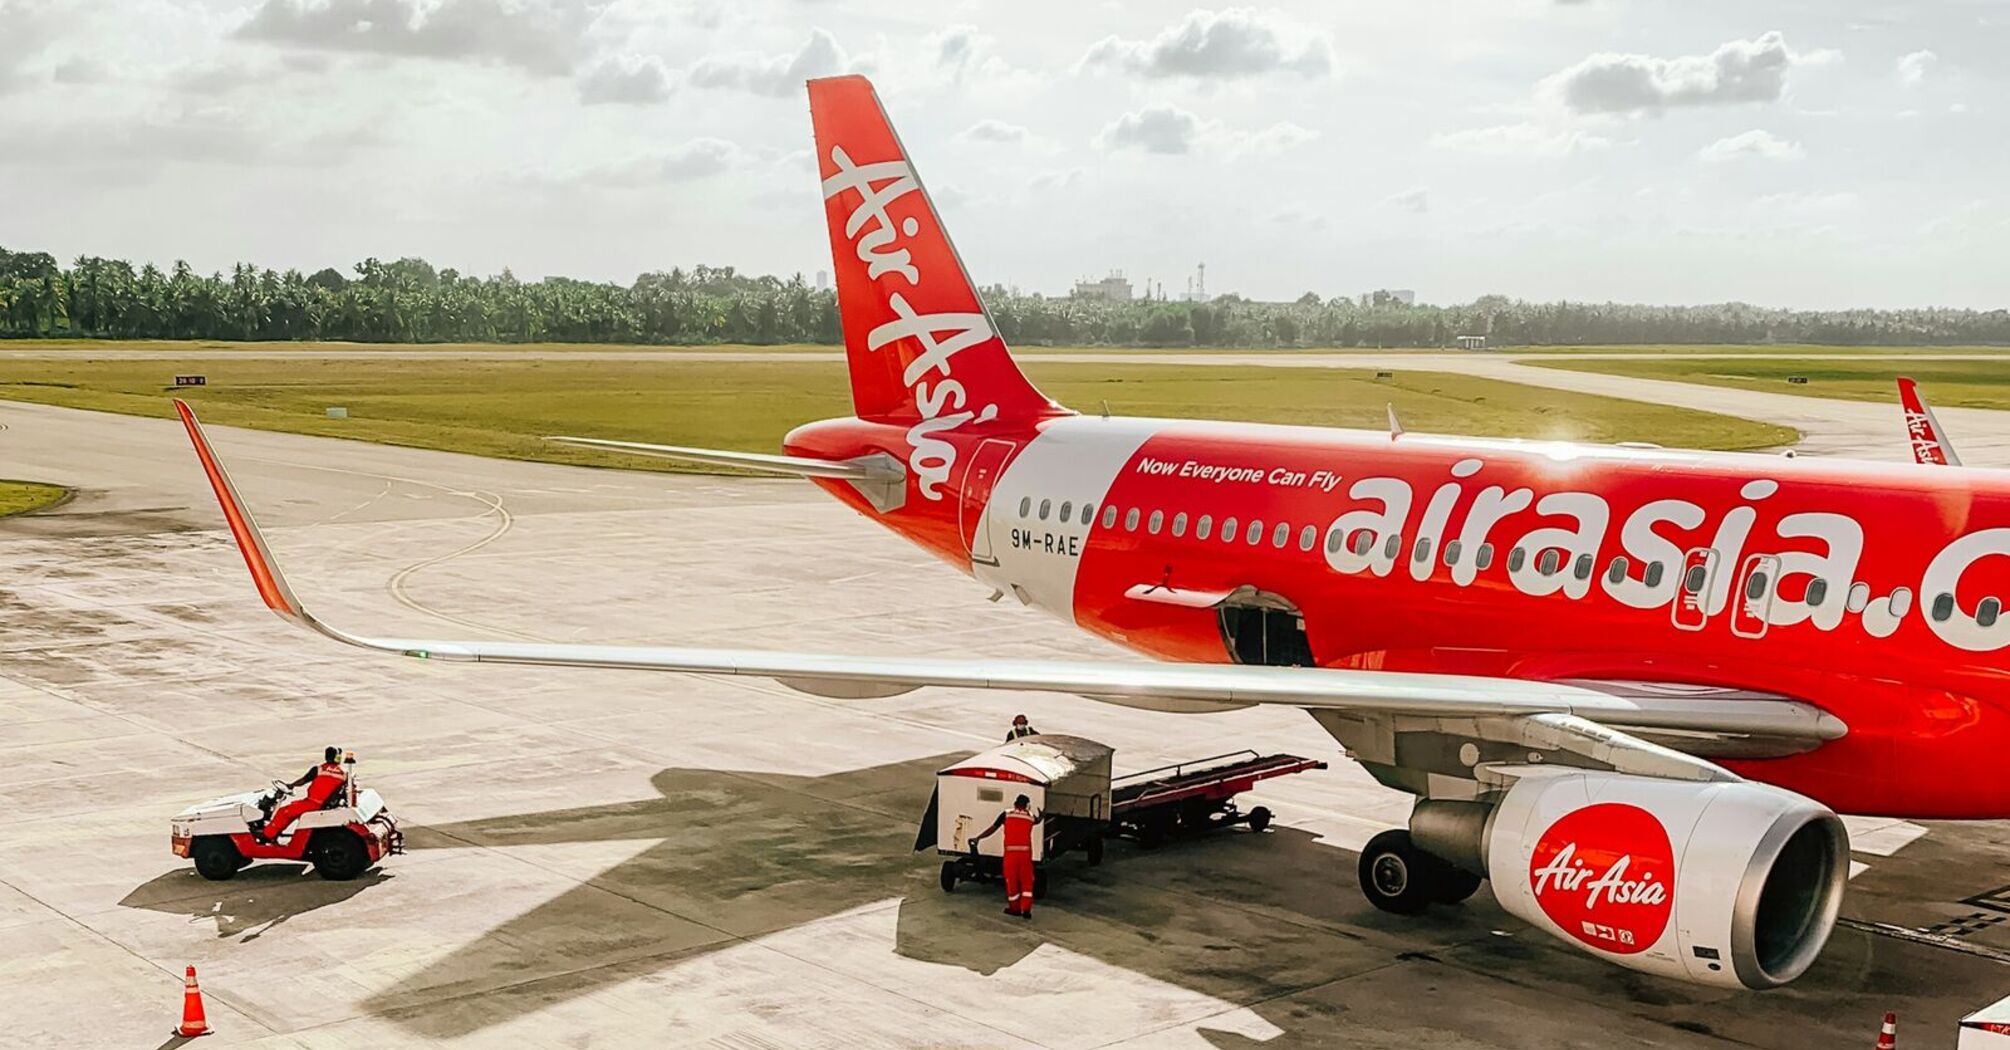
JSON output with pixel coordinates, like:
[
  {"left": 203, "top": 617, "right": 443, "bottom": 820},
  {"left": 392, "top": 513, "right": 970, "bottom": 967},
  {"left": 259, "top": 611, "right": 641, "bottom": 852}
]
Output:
[
  {"left": 1434, "top": 866, "right": 1484, "bottom": 905},
  {"left": 310, "top": 830, "right": 371, "bottom": 881},
  {"left": 939, "top": 862, "right": 958, "bottom": 893},
  {"left": 1358, "top": 830, "right": 1437, "bottom": 915},
  {"left": 191, "top": 836, "right": 242, "bottom": 881}
]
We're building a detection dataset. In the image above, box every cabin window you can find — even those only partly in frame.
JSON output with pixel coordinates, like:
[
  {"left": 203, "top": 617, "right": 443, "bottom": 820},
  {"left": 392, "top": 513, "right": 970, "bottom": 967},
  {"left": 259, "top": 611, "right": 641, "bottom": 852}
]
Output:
[
  {"left": 1606, "top": 556, "right": 1629, "bottom": 585},
  {"left": 1059, "top": 501, "right": 1072, "bottom": 522},
  {"left": 1683, "top": 564, "right": 1708, "bottom": 594},
  {"left": 1271, "top": 522, "right": 1290, "bottom": 548},
  {"left": 1891, "top": 587, "right": 1914, "bottom": 617},
  {"left": 1443, "top": 539, "right": 1462, "bottom": 566},
  {"left": 1846, "top": 581, "right": 1870, "bottom": 612},
  {"left": 1805, "top": 579, "right": 1828, "bottom": 607},
  {"left": 1101, "top": 505, "right": 1117, "bottom": 529},
  {"left": 1299, "top": 524, "right": 1317, "bottom": 552},
  {"left": 1038, "top": 499, "right": 1051, "bottom": 521},
  {"left": 1413, "top": 537, "right": 1433, "bottom": 564},
  {"left": 1246, "top": 519, "right": 1264, "bottom": 545},
  {"left": 1981, "top": 597, "right": 2002, "bottom": 628},
  {"left": 1019, "top": 497, "right": 1031, "bottom": 519},
  {"left": 1148, "top": 510, "right": 1164, "bottom": 534},
  {"left": 1351, "top": 530, "right": 1373, "bottom": 556},
  {"left": 1745, "top": 570, "right": 1770, "bottom": 600},
  {"left": 1080, "top": 502, "right": 1095, "bottom": 525},
  {"left": 1932, "top": 592, "right": 1956, "bottom": 622},
  {"left": 1222, "top": 517, "right": 1239, "bottom": 543},
  {"left": 1536, "top": 549, "right": 1560, "bottom": 576},
  {"left": 1197, "top": 514, "right": 1214, "bottom": 540},
  {"left": 1644, "top": 561, "right": 1664, "bottom": 589},
  {"left": 1326, "top": 529, "right": 1345, "bottom": 554},
  {"left": 1124, "top": 508, "right": 1140, "bottom": 532},
  {"left": 1382, "top": 534, "right": 1401, "bottom": 560},
  {"left": 1574, "top": 554, "right": 1594, "bottom": 581},
  {"left": 1172, "top": 512, "right": 1189, "bottom": 537},
  {"left": 1476, "top": 543, "right": 1495, "bottom": 570},
  {"left": 1507, "top": 547, "right": 1526, "bottom": 573}
]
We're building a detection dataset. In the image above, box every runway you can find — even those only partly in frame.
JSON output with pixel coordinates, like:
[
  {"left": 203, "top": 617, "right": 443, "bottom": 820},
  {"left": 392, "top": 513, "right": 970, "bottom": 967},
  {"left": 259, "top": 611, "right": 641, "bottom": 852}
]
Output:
[{"left": 3, "top": 391, "right": 2010, "bottom": 1049}]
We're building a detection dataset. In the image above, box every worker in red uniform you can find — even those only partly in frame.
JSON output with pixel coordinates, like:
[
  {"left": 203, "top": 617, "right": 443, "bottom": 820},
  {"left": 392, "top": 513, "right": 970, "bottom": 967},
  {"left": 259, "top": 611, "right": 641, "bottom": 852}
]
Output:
[
  {"left": 258, "top": 746, "right": 347, "bottom": 843},
  {"left": 971, "top": 794, "right": 1042, "bottom": 918}
]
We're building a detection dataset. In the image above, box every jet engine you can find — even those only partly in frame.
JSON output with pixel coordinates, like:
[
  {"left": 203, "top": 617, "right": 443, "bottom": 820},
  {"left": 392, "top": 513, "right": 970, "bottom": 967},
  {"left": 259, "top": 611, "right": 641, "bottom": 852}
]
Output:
[{"left": 1414, "top": 770, "right": 1849, "bottom": 989}]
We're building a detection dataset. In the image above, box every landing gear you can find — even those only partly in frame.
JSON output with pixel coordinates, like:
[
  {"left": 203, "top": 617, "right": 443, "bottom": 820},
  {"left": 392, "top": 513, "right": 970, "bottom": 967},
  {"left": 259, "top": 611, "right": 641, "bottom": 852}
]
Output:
[{"left": 1357, "top": 829, "right": 1484, "bottom": 914}]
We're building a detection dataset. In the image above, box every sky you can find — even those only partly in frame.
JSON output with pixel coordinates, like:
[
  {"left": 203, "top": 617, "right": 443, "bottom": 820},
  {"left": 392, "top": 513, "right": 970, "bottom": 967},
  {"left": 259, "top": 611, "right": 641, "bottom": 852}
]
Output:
[{"left": 0, "top": 0, "right": 2003, "bottom": 308}]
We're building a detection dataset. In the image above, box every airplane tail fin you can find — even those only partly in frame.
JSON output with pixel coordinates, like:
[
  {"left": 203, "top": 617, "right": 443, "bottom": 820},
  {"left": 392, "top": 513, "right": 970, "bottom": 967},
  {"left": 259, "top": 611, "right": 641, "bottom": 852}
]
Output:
[
  {"left": 807, "top": 75, "right": 1062, "bottom": 425},
  {"left": 1898, "top": 377, "right": 1961, "bottom": 466}
]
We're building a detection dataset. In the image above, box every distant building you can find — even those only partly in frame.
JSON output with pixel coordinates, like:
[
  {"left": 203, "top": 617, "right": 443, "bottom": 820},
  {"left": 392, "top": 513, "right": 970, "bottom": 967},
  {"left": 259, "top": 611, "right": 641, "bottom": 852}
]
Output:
[
  {"left": 1072, "top": 271, "right": 1134, "bottom": 301},
  {"left": 1456, "top": 334, "right": 1488, "bottom": 350},
  {"left": 1362, "top": 288, "right": 1417, "bottom": 307},
  {"left": 1180, "top": 262, "right": 1209, "bottom": 303},
  {"left": 815, "top": 270, "right": 830, "bottom": 292}
]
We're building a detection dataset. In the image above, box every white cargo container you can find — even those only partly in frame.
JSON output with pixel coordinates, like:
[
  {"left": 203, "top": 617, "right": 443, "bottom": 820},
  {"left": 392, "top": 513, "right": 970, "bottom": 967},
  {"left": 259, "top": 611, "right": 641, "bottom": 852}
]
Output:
[
  {"left": 1962, "top": 994, "right": 2010, "bottom": 1047},
  {"left": 918, "top": 735, "right": 1113, "bottom": 892}
]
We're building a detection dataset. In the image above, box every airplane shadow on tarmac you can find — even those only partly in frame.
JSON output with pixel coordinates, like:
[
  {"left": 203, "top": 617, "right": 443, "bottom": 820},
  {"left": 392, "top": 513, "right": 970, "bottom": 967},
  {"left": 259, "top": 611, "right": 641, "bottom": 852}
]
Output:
[
  {"left": 361, "top": 753, "right": 1518, "bottom": 1045},
  {"left": 120, "top": 864, "right": 392, "bottom": 942}
]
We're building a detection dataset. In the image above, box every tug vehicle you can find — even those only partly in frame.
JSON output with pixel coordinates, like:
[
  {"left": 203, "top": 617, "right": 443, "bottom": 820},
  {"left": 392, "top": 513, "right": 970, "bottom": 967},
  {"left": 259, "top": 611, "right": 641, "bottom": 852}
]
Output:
[{"left": 170, "top": 755, "right": 402, "bottom": 881}]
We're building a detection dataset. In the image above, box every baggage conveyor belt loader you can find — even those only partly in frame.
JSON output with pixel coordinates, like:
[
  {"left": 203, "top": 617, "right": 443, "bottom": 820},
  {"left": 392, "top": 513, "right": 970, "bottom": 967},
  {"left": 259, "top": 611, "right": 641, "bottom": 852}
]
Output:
[{"left": 915, "top": 735, "right": 1326, "bottom": 897}]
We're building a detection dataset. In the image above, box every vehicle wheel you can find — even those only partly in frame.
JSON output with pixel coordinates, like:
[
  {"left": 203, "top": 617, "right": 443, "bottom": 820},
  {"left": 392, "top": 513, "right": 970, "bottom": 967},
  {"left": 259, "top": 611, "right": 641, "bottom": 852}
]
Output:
[
  {"left": 1247, "top": 806, "right": 1273, "bottom": 833},
  {"left": 1086, "top": 834, "right": 1105, "bottom": 867},
  {"left": 1033, "top": 868, "right": 1048, "bottom": 901},
  {"left": 1358, "top": 830, "right": 1437, "bottom": 916},
  {"left": 1434, "top": 866, "right": 1484, "bottom": 905},
  {"left": 191, "top": 836, "right": 242, "bottom": 881},
  {"left": 1137, "top": 816, "right": 1169, "bottom": 849},
  {"left": 310, "top": 830, "right": 371, "bottom": 881},
  {"left": 939, "top": 862, "right": 957, "bottom": 893}
]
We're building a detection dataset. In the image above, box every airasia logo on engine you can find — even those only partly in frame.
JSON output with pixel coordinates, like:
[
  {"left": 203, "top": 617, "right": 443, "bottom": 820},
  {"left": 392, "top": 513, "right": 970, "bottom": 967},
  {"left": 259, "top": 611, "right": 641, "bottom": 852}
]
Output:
[{"left": 1528, "top": 803, "right": 1674, "bottom": 955}]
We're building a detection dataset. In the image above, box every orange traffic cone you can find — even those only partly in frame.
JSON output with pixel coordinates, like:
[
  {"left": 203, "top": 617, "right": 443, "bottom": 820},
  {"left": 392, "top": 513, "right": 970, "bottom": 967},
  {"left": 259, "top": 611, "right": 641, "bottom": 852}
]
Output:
[
  {"left": 177, "top": 965, "right": 211, "bottom": 1037},
  {"left": 1875, "top": 1011, "right": 1897, "bottom": 1050}
]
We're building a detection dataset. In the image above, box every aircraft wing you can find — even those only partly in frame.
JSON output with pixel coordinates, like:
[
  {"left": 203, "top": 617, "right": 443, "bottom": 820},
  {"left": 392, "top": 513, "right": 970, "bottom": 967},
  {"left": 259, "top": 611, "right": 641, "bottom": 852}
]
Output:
[
  {"left": 1898, "top": 377, "right": 1961, "bottom": 466},
  {"left": 176, "top": 401, "right": 1843, "bottom": 782}
]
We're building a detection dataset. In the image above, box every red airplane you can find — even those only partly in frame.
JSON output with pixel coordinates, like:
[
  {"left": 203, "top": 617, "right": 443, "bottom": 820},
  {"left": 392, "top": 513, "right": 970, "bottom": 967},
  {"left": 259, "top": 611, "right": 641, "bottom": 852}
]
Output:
[{"left": 175, "top": 74, "right": 2010, "bottom": 992}]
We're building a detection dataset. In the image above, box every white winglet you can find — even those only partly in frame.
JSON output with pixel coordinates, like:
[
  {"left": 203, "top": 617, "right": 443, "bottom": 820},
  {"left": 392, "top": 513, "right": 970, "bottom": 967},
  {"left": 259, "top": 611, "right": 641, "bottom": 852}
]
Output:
[{"left": 1897, "top": 377, "right": 1960, "bottom": 466}]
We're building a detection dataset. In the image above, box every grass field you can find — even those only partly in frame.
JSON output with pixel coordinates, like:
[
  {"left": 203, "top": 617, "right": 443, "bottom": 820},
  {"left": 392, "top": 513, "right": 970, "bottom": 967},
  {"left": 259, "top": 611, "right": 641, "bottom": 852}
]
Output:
[
  {"left": 0, "top": 480, "right": 70, "bottom": 517},
  {"left": 1533, "top": 358, "right": 2010, "bottom": 411},
  {"left": 0, "top": 357, "right": 1793, "bottom": 473},
  {"left": 2, "top": 338, "right": 2003, "bottom": 357}
]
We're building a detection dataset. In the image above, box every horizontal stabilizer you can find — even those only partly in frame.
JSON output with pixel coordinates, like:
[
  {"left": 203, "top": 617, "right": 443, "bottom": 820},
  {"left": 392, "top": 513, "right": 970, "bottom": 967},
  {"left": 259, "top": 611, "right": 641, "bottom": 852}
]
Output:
[{"left": 548, "top": 436, "right": 904, "bottom": 481}]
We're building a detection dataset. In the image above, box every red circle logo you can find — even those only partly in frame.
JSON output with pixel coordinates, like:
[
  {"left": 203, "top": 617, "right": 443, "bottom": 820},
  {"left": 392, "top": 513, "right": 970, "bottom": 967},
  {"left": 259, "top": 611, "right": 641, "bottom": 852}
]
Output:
[{"left": 1527, "top": 803, "right": 1674, "bottom": 955}]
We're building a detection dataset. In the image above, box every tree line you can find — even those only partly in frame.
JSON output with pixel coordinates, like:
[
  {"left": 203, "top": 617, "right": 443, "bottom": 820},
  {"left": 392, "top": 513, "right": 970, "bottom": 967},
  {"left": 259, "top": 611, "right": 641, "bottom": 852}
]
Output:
[{"left": 4, "top": 246, "right": 2006, "bottom": 348}]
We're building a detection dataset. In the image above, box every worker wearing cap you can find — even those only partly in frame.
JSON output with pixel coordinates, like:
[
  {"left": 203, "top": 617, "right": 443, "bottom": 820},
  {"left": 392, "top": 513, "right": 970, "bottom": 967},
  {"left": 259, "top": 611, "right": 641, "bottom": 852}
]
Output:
[
  {"left": 1004, "top": 714, "right": 1040, "bottom": 742},
  {"left": 971, "top": 794, "right": 1042, "bottom": 918},
  {"left": 259, "top": 746, "right": 348, "bottom": 843}
]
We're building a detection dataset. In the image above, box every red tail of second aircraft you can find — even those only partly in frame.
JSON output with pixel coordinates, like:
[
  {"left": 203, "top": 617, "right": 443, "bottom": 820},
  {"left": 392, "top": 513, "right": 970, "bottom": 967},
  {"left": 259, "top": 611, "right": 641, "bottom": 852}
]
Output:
[{"left": 808, "top": 75, "right": 1062, "bottom": 426}]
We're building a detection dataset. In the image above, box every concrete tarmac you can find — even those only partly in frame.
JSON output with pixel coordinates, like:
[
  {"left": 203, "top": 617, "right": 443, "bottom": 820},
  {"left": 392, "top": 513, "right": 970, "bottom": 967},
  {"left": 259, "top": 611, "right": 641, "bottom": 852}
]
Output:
[{"left": 3, "top": 393, "right": 2010, "bottom": 1049}]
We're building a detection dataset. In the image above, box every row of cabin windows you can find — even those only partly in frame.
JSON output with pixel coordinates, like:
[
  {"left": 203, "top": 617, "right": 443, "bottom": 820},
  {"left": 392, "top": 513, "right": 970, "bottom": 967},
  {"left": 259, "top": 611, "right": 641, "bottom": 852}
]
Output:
[{"left": 1010, "top": 498, "right": 2003, "bottom": 625}]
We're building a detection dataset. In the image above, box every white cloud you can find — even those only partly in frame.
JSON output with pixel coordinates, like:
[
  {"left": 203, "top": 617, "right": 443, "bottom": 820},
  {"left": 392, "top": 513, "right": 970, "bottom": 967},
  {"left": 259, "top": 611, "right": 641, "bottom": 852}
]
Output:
[
  {"left": 1384, "top": 187, "right": 1429, "bottom": 214},
  {"left": 570, "top": 138, "right": 747, "bottom": 186},
  {"left": 955, "top": 119, "right": 1028, "bottom": 144},
  {"left": 235, "top": 0, "right": 604, "bottom": 75},
  {"left": 1097, "top": 104, "right": 1202, "bottom": 154},
  {"left": 1083, "top": 8, "right": 1331, "bottom": 80},
  {"left": 51, "top": 56, "right": 110, "bottom": 85},
  {"left": 1698, "top": 129, "right": 1803, "bottom": 162},
  {"left": 1430, "top": 122, "right": 1613, "bottom": 157},
  {"left": 0, "top": 0, "right": 60, "bottom": 94},
  {"left": 577, "top": 54, "right": 671, "bottom": 105},
  {"left": 1896, "top": 49, "right": 1937, "bottom": 86},
  {"left": 688, "top": 29, "right": 849, "bottom": 97},
  {"left": 1027, "top": 168, "right": 1083, "bottom": 192},
  {"left": 1095, "top": 105, "right": 1317, "bottom": 157},
  {"left": 1544, "top": 31, "right": 1835, "bottom": 115}
]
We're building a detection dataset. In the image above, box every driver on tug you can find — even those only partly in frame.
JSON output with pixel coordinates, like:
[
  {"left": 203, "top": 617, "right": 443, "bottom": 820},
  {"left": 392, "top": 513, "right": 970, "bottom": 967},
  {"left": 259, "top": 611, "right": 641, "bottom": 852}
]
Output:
[{"left": 256, "top": 746, "right": 348, "bottom": 843}]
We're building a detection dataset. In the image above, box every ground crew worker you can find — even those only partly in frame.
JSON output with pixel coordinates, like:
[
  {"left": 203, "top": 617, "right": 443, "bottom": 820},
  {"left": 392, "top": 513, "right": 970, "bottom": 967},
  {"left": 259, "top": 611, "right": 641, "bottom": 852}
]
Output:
[
  {"left": 258, "top": 746, "right": 348, "bottom": 842},
  {"left": 1005, "top": 714, "right": 1039, "bottom": 741},
  {"left": 971, "top": 794, "right": 1041, "bottom": 918}
]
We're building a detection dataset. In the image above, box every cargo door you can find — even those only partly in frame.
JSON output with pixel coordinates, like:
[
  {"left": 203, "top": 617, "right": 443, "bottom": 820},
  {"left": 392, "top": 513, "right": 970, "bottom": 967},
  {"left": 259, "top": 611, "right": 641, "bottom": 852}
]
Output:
[
  {"left": 961, "top": 438, "right": 1017, "bottom": 565},
  {"left": 1671, "top": 547, "right": 1719, "bottom": 631},
  {"left": 1730, "top": 554, "right": 1780, "bottom": 639}
]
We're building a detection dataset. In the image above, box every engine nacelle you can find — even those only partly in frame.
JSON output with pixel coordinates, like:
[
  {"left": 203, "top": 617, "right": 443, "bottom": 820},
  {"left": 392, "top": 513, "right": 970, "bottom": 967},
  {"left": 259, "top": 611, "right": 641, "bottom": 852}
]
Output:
[{"left": 1481, "top": 770, "right": 1848, "bottom": 989}]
